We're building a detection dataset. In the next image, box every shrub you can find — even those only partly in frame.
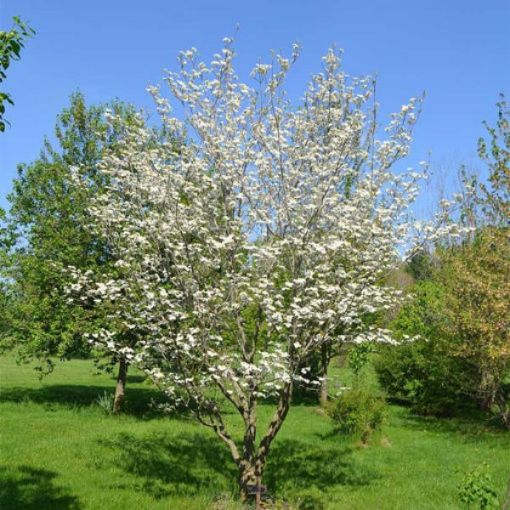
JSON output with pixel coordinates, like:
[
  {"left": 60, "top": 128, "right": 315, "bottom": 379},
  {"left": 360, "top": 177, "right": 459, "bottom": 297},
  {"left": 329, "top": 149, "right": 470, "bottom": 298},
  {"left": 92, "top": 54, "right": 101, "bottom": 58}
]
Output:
[
  {"left": 458, "top": 465, "right": 499, "bottom": 510},
  {"left": 374, "top": 340, "right": 477, "bottom": 416},
  {"left": 374, "top": 280, "right": 479, "bottom": 417},
  {"left": 328, "top": 387, "right": 387, "bottom": 444}
]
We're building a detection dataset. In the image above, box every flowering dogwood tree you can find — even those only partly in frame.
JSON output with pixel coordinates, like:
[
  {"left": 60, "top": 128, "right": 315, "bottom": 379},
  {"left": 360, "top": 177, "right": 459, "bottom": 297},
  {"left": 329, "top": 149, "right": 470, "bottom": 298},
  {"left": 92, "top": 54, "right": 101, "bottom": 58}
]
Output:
[{"left": 68, "top": 40, "right": 460, "bottom": 499}]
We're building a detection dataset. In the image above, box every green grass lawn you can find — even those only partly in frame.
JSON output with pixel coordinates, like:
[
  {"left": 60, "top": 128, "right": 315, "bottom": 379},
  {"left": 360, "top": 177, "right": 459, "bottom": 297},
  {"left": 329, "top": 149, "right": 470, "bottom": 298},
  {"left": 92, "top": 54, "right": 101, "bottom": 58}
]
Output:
[{"left": 1, "top": 355, "right": 509, "bottom": 510}]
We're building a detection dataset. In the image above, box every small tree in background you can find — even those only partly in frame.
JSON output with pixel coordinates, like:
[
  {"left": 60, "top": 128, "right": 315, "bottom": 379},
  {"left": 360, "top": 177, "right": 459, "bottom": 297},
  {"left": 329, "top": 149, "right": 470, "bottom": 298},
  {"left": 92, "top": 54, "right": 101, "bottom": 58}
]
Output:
[
  {"left": 377, "top": 97, "right": 510, "bottom": 425},
  {"left": 477, "top": 94, "right": 509, "bottom": 226},
  {"left": 0, "top": 93, "right": 147, "bottom": 412},
  {"left": 376, "top": 277, "right": 480, "bottom": 416},
  {"left": 442, "top": 228, "right": 509, "bottom": 424},
  {"left": 433, "top": 98, "right": 510, "bottom": 425},
  {"left": 69, "top": 40, "right": 461, "bottom": 499}
]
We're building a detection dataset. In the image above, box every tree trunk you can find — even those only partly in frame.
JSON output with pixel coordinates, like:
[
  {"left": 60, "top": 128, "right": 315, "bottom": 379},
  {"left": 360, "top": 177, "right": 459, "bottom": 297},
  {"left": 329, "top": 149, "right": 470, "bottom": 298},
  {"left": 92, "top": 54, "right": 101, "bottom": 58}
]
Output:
[
  {"left": 237, "top": 384, "right": 293, "bottom": 504},
  {"left": 239, "top": 402, "right": 259, "bottom": 503},
  {"left": 113, "top": 358, "right": 128, "bottom": 414},
  {"left": 319, "top": 377, "right": 328, "bottom": 407},
  {"left": 238, "top": 458, "right": 266, "bottom": 510},
  {"left": 238, "top": 461, "right": 258, "bottom": 502},
  {"left": 319, "top": 344, "right": 330, "bottom": 407},
  {"left": 479, "top": 368, "right": 497, "bottom": 412}
]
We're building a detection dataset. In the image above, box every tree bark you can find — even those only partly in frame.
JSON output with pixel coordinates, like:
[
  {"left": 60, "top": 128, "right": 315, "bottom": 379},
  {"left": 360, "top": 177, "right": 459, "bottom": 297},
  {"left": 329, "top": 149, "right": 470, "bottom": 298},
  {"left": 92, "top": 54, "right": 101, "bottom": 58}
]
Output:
[
  {"left": 238, "top": 462, "right": 258, "bottom": 502},
  {"left": 113, "top": 357, "right": 128, "bottom": 414},
  {"left": 237, "top": 383, "right": 293, "bottom": 504},
  {"left": 478, "top": 368, "right": 497, "bottom": 412},
  {"left": 239, "top": 401, "right": 258, "bottom": 502}
]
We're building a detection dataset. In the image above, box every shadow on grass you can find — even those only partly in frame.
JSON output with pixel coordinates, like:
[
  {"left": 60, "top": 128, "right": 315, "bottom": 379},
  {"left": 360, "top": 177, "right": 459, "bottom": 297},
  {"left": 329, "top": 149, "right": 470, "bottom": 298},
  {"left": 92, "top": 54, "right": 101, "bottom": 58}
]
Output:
[
  {"left": 265, "top": 439, "right": 374, "bottom": 493},
  {"left": 0, "top": 384, "right": 170, "bottom": 417},
  {"left": 123, "top": 374, "right": 147, "bottom": 384},
  {"left": 0, "top": 465, "right": 80, "bottom": 510},
  {"left": 100, "top": 432, "right": 237, "bottom": 498},
  {"left": 100, "top": 432, "right": 374, "bottom": 499},
  {"left": 400, "top": 411, "right": 510, "bottom": 440}
]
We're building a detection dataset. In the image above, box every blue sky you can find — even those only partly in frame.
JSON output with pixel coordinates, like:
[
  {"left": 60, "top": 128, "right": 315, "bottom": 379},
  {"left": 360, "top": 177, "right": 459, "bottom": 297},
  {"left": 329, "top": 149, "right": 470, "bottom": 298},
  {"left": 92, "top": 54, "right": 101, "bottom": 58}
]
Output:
[{"left": 1, "top": 0, "right": 509, "bottom": 213}]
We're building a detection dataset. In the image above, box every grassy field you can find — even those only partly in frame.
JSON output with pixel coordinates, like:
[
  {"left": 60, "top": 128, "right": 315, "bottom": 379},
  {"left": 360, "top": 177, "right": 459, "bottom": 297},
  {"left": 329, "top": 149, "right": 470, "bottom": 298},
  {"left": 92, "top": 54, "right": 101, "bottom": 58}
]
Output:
[{"left": 1, "top": 355, "right": 509, "bottom": 510}]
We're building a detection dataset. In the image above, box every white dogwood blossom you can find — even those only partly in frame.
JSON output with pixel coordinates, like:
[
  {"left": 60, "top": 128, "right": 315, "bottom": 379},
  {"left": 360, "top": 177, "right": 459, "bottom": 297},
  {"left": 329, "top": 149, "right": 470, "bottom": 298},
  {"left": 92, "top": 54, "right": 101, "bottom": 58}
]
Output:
[{"left": 67, "top": 40, "right": 462, "bottom": 498}]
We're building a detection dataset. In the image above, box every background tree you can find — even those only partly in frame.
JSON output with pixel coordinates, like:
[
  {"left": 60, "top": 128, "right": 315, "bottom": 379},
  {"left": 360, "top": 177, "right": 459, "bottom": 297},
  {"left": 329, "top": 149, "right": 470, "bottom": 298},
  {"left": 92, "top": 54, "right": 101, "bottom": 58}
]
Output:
[
  {"left": 377, "top": 97, "right": 510, "bottom": 426},
  {"left": 0, "top": 16, "right": 34, "bottom": 131},
  {"left": 477, "top": 94, "right": 509, "bottom": 225},
  {"left": 442, "top": 228, "right": 509, "bottom": 424},
  {"left": 1, "top": 92, "right": 145, "bottom": 412},
  {"left": 69, "top": 40, "right": 461, "bottom": 500},
  {"left": 375, "top": 278, "right": 479, "bottom": 416}
]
